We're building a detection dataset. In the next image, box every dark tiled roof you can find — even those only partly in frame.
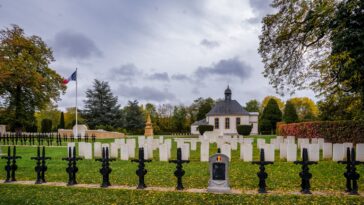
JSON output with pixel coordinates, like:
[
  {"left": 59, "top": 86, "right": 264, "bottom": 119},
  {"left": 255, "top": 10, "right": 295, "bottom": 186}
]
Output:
[
  {"left": 191, "top": 118, "right": 208, "bottom": 126},
  {"left": 206, "top": 100, "right": 249, "bottom": 116}
]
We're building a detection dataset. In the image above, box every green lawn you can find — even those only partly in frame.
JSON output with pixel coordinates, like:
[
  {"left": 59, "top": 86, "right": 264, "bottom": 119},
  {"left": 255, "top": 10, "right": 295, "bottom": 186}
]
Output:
[
  {"left": 0, "top": 135, "right": 363, "bottom": 204},
  {"left": 0, "top": 184, "right": 363, "bottom": 205}
]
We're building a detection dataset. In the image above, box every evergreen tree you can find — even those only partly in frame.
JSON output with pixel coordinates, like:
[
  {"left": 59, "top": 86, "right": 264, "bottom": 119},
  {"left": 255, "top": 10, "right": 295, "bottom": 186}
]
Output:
[
  {"left": 58, "top": 112, "right": 65, "bottom": 129},
  {"left": 259, "top": 98, "right": 282, "bottom": 134},
  {"left": 83, "top": 79, "right": 122, "bottom": 129},
  {"left": 124, "top": 100, "right": 144, "bottom": 133},
  {"left": 283, "top": 101, "right": 298, "bottom": 123},
  {"left": 245, "top": 99, "right": 260, "bottom": 112}
]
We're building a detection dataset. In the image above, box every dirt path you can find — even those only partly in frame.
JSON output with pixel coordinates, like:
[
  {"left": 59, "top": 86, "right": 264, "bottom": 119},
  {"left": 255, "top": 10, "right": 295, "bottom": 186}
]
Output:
[{"left": 2, "top": 180, "right": 363, "bottom": 197}]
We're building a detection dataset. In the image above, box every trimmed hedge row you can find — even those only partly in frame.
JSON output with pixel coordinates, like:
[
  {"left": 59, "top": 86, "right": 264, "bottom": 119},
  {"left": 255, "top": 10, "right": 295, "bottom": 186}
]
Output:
[
  {"left": 277, "top": 121, "right": 364, "bottom": 143},
  {"left": 197, "top": 125, "right": 214, "bottom": 135}
]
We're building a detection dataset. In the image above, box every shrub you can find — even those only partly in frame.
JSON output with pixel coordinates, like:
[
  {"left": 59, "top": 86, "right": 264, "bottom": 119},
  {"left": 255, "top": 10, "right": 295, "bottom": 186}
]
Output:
[
  {"left": 237, "top": 124, "right": 253, "bottom": 135},
  {"left": 197, "top": 125, "right": 214, "bottom": 135},
  {"left": 259, "top": 98, "right": 282, "bottom": 134},
  {"left": 41, "top": 119, "right": 52, "bottom": 133},
  {"left": 277, "top": 121, "right": 364, "bottom": 143}
]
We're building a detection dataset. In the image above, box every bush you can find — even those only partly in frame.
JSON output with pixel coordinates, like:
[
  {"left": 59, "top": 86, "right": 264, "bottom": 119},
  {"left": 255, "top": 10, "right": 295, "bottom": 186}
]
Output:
[
  {"left": 277, "top": 121, "right": 364, "bottom": 143},
  {"left": 197, "top": 125, "right": 214, "bottom": 135},
  {"left": 41, "top": 119, "right": 52, "bottom": 133},
  {"left": 236, "top": 125, "right": 253, "bottom": 135}
]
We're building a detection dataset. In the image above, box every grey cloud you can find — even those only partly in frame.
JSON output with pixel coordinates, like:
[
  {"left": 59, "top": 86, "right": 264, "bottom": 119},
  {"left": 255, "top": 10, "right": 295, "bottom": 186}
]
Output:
[
  {"left": 171, "top": 74, "right": 190, "bottom": 81},
  {"left": 108, "top": 64, "right": 141, "bottom": 81},
  {"left": 195, "top": 57, "right": 252, "bottom": 81},
  {"left": 53, "top": 30, "right": 102, "bottom": 59},
  {"left": 246, "top": 0, "right": 274, "bottom": 24},
  {"left": 147, "top": 72, "right": 169, "bottom": 81},
  {"left": 117, "top": 84, "right": 175, "bottom": 102},
  {"left": 200, "top": 39, "right": 220, "bottom": 48}
]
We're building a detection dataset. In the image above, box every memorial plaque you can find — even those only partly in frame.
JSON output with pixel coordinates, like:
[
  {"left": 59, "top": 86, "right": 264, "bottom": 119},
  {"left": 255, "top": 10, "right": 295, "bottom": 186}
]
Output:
[{"left": 207, "top": 153, "right": 230, "bottom": 193}]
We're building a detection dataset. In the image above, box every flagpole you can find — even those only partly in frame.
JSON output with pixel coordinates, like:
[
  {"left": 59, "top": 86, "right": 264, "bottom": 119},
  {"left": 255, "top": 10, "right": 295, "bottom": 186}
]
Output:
[{"left": 75, "top": 67, "right": 78, "bottom": 138}]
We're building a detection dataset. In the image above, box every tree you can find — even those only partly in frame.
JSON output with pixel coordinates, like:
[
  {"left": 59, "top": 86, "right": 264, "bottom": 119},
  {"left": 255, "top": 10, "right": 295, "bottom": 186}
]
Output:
[
  {"left": 83, "top": 79, "right": 122, "bottom": 129},
  {"left": 288, "top": 97, "right": 318, "bottom": 121},
  {"left": 41, "top": 119, "right": 52, "bottom": 133},
  {"left": 283, "top": 100, "right": 298, "bottom": 123},
  {"left": 259, "top": 98, "right": 282, "bottom": 134},
  {"left": 172, "top": 106, "right": 188, "bottom": 132},
  {"left": 259, "top": 0, "right": 364, "bottom": 110},
  {"left": 261, "top": 96, "right": 284, "bottom": 111},
  {"left": 34, "top": 104, "right": 61, "bottom": 131},
  {"left": 58, "top": 112, "right": 65, "bottom": 129},
  {"left": 244, "top": 99, "right": 260, "bottom": 112},
  {"left": 0, "top": 25, "right": 66, "bottom": 131},
  {"left": 64, "top": 107, "right": 84, "bottom": 129},
  {"left": 124, "top": 100, "right": 144, "bottom": 133},
  {"left": 317, "top": 92, "right": 363, "bottom": 121}
]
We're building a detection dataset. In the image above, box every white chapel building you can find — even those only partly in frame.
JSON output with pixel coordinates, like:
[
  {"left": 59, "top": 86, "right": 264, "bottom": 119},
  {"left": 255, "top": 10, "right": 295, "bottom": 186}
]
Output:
[{"left": 191, "top": 86, "right": 259, "bottom": 135}]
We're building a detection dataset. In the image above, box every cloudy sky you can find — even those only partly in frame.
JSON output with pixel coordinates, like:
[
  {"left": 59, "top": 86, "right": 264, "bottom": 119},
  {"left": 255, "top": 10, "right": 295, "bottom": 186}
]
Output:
[{"left": 0, "top": 0, "right": 317, "bottom": 110}]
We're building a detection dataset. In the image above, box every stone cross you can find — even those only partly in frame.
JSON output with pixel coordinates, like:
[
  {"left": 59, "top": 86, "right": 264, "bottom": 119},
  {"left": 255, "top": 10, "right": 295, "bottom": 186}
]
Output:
[
  {"left": 338, "top": 147, "right": 364, "bottom": 195},
  {"left": 1, "top": 146, "right": 21, "bottom": 182},
  {"left": 294, "top": 148, "right": 317, "bottom": 194},
  {"left": 131, "top": 148, "right": 152, "bottom": 189},
  {"left": 95, "top": 147, "right": 116, "bottom": 188},
  {"left": 169, "top": 148, "right": 190, "bottom": 190},
  {"left": 31, "top": 146, "right": 51, "bottom": 184},
  {"left": 62, "top": 146, "right": 83, "bottom": 186},
  {"left": 252, "top": 149, "right": 273, "bottom": 193}
]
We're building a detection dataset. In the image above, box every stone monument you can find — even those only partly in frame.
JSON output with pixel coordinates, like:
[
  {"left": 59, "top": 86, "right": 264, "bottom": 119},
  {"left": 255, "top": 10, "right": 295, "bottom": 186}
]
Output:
[
  {"left": 207, "top": 153, "right": 231, "bottom": 193},
  {"left": 144, "top": 112, "right": 153, "bottom": 137},
  {"left": 0, "top": 125, "right": 6, "bottom": 135}
]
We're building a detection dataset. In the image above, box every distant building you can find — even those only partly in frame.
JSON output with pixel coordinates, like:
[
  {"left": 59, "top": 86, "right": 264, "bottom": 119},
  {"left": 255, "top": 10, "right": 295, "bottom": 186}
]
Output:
[{"left": 191, "top": 86, "right": 258, "bottom": 135}]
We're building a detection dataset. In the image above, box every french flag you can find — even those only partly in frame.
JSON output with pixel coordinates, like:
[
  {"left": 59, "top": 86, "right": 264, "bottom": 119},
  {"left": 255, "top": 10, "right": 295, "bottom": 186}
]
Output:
[{"left": 63, "top": 70, "right": 77, "bottom": 84}]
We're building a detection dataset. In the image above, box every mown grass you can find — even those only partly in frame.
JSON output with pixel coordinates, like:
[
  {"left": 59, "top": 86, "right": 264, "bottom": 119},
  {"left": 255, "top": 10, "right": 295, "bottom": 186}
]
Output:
[
  {"left": 0, "top": 184, "right": 363, "bottom": 205},
  {"left": 0, "top": 135, "right": 363, "bottom": 204}
]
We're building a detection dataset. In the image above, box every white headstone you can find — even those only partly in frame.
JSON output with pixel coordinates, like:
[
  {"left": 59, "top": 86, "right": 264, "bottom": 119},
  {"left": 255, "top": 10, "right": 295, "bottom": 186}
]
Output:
[
  {"left": 110, "top": 143, "right": 119, "bottom": 158},
  {"left": 78, "top": 142, "right": 86, "bottom": 157},
  {"left": 257, "top": 139, "right": 266, "bottom": 149},
  {"left": 356, "top": 143, "right": 364, "bottom": 162},
  {"left": 94, "top": 142, "right": 102, "bottom": 158},
  {"left": 286, "top": 144, "right": 297, "bottom": 162},
  {"left": 83, "top": 143, "right": 93, "bottom": 159},
  {"left": 317, "top": 138, "right": 325, "bottom": 150},
  {"left": 333, "top": 143, "right": 344, "bottom": 161},
  {"left": 264, "top": 144, "right": 275, "bottom": 162},
  {"left": 311, "top": 138, "right": 318, "bottom": 144},
  {"left": 191, "top": 139, "right": 197, "bottom": 151},
  {"left": 308, "top": 144, "right": 320, "bottom": 161},
  {"left": 287, "top": 136, "right": 295, "bottom": 144},
  {"left": 221, "top": 144, "right": 231, "bottom": 161},
  {"left": 200, "top": 142, "right": 209, "bottom": 162},
  {"left": 230, "top": 139, "right": 238, "bottom": 150},
  {"left": 120, "top": 143, "right": 129, "bottom": 160},
  {"left": 243, "top": 138, "right": 253, "bottom": 144},
  {"left": 182, "top": 143, "right": 190, "bottom": 160},
  {"left": 138, "top": 136, "right": 145, "bottom": 148},
  {"left": 242, "top": 143, "right": 253, "bottom": 162},
  {"left": 126, "top": 139, "right": 136, "bottom": 158},
  {"left": 159, "top": 143, "right": 168, "bottom": 161},
  {"left": 322, "top": 143, "right": 332, "bottom": 159},
  {"left": 279, "top": 143, "right": 287, "bottom": 159},
  {"left": 276, "top": 136, "right": 284, "bottom": 143},
  {"left": 159, "top": 136, "right": 164, "bottom": 144}
]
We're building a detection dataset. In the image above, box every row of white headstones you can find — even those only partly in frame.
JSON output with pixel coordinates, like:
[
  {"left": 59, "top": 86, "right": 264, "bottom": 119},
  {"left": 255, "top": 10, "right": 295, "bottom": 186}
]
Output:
[{"left": 67, "top": 135, "right": 364, "bottom": 162}]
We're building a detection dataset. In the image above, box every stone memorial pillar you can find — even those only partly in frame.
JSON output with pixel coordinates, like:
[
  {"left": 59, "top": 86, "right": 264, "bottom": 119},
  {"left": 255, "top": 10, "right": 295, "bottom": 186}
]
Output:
[{"left": 207, "top": 153, "right": 230, "bottom": 193}]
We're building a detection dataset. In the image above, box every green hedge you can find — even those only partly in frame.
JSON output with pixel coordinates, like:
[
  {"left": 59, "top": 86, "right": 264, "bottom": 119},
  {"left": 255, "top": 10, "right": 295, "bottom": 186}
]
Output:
[
  {"left": 237, "top": 124, "right": 252, "bottom": 135},
  {"left": 197, "top": 125, "right": 214, "bottom": 135},
  {"left": 277, "top": 120, "right": 364, "bottom": 143}
]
